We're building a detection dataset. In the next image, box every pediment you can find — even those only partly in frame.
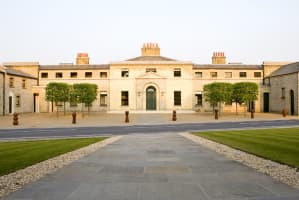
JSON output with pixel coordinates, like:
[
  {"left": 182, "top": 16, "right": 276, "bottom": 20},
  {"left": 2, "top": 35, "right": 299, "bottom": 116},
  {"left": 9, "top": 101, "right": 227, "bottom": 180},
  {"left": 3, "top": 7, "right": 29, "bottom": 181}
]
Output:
[{"left": 136, "top": 72, "right": 166, "bottom": 79}]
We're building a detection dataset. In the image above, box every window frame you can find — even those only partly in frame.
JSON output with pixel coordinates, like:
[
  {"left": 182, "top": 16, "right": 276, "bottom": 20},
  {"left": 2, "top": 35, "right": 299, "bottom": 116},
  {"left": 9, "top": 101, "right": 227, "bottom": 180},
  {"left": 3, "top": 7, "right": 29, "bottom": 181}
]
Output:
[
  {"left": 100, "top": 72, "right": 108, "bottom": 78},
  {"left": 55, "top": 72, "right": 63, "bottom": 78},
  {"left": 15, "top": 95, "right": 21, "bottom": 107},
  {"left": 195, "top": 93, "right": 203, "bottom": 106},
  {"left": 174, "top": 68, "right": 181, "bottom": 77},
  {"left": 121, "top": 69, "right": 129, "bottom": 78},
  {"left": 22, "top": 79, "right": 27, "bottom": 89},
  {"left": 121, "top": 91, "right": 129, "bottom": 106},
  {"left": 41, "top": 72, "right": 48, "bottom": 78},
  {"left": 254, "top": 72, "right": 262, "bottom": 78},
  {"left": 85, "top": 72, "right": 92, "bottom": 78},
  {"left": 281, "top": 88, "right": 285, "bottom": 99},
  {"left": 100, "top": 91, "right": 108, "bottom": 106},
  {"left": 239, "top": 72, "right": 247, "bottom": 78},
  {"left": 70, "top": 72, "right": 78, "bottom": 78},
  {"left": 225, "top": 72, "right": 232, "bottom": 78},
  {"left": 174, "top": 91, "right": 181, "bottom": 106},
  {"left": 9, "top": 77, "right": 14, "bottom": 88},
  {"left": 195, "top": 72, "right": 202, "bottom": 78},
  {"left": 210, "top": 72, "right": 217, "bottom": 78}
]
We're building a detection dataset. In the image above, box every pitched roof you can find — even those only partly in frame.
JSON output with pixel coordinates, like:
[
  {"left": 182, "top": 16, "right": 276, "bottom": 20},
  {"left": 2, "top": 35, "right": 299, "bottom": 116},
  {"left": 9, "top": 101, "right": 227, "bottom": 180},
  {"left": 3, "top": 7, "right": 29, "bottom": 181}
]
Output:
[
  {"left": 126, "top": 56, "right": 176, "bottom": 61},
  {"left": 193, "top": 64, "right": 263, "bottom": 70},
  {"left": 40, "top": 64, "right": 109, "bottom": 70},
  {"left": 6, "top": 68, "right": 37, "bottom": 79},
  {"left": 269, "top": 62, "right": 299, "bottom": 77}
]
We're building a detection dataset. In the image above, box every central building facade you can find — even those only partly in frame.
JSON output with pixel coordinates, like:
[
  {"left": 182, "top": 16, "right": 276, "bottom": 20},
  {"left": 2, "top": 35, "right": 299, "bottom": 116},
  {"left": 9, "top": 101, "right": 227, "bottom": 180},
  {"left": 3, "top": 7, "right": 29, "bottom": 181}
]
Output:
[{"left": 109, "top": 43, "right": 194, "bottom": 111}]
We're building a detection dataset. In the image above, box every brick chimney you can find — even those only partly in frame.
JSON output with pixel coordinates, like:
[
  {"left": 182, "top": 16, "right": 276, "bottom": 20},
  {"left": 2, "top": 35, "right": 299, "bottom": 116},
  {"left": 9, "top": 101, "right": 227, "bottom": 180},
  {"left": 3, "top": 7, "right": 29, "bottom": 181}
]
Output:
[
  {"left": 76, "top": 53, "right": 89, "bottom": 65},
  {"left": 212, "top": 52, "right": 226, "bottom": 64},
  {"left": 141, "top": 43, "right": 160, "bottom": 56}
]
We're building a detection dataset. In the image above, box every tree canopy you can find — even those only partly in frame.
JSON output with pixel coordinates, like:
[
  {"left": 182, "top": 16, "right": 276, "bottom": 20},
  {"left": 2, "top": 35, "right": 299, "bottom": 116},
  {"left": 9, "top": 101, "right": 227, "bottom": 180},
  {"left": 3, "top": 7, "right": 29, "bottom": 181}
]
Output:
[
  {"left": 203, "top": 82, "right": 259, "bottom": 115},
  {"left": 45, "top": 82, "right": 98, "bottom": 114},
  {"left": 203, "top": 82, "right": 232, "bottom": 110},
  {"left": 73, "top": 83, "right": 98, "bottom": 113},
  {"left": 45, "top": 82, "right": 69, "bottom": 114},
  {"left": 232, "top": 82, "right": 258, "bottom": 113}
]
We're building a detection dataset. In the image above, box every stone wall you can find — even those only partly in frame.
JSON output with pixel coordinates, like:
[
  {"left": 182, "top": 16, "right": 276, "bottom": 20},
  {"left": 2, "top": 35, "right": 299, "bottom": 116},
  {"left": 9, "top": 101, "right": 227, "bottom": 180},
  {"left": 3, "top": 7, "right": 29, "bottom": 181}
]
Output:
[
  {"left": 4, "top": 75, "right": 37, "bottom": 114},
  {"left": 269, "top": 73, "right": 298, "bottom": 115}
]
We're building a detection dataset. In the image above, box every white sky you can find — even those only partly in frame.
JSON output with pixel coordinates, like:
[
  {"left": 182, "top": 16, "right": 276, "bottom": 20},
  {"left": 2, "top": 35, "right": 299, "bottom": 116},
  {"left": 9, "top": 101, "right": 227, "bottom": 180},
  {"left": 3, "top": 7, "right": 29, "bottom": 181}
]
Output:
[{"left": 0, "top": 0, "right": 298, "bottom": 64}]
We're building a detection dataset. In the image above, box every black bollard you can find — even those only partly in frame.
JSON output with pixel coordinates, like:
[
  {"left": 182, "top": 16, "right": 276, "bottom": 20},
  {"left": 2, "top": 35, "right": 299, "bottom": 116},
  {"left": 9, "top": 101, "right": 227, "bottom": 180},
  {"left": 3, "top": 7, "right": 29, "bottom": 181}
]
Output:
[
  {"left": 282, "top": 108, "right": 287, "bottom": 117},
  {"left": 125, "top": 111, "right": 129, "bottom": 123},
  {"left": 72, "top": 112, "right": 77, "bottom": 124},
  {"left": 172, "top": 110, "right": 177, "bottom": 121},
  {"left": 214, "top": 109, "right": 218, "bottom": 120},
  {"left": 251, "top": 109, "right": 254, "bottom": 119},
  {"left": 13, "top": 113, "right": 19, "bottom": 126}
]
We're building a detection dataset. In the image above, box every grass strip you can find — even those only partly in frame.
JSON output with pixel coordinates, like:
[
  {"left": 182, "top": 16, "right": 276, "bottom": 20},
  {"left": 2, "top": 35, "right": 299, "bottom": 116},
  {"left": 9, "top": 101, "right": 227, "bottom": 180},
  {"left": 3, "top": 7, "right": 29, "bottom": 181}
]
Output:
[
  {"left": 193, "top": 127, "right": 299, "bottom": 168},
  {"left": 0, "top": 137, "right": 107, "bottom": 176}
]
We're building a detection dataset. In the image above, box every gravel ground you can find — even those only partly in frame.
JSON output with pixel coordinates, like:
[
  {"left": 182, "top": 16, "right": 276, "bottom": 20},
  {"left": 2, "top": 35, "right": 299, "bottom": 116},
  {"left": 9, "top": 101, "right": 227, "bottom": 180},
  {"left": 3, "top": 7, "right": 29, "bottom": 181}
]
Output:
[
  {"left": 180, "top": 132, "right": 299, "bottom": 189},
  {"left": 0, "top": 136, "right": 122, "bottom": 198}
]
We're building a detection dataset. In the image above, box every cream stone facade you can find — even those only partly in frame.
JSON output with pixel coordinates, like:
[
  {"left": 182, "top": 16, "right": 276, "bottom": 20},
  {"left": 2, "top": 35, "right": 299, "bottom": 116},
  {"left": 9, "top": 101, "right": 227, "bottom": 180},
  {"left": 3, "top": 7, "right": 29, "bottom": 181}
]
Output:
[
  {"left": 0, "top": 43, "right": 298, "bottom": 115},
  {"left": 0, "top": 65, "right": 38, "bottom": 115}
]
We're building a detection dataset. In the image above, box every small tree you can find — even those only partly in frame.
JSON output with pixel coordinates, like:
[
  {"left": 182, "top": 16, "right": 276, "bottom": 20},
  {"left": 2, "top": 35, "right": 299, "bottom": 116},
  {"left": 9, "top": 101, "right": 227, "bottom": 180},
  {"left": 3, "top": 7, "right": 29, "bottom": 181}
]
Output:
[
  {"left": 232, "top": 82, "right": 258, "bottom": 114},
  {"left": 203, "top": 82, "right": 232, "bottom": 114},
  {"left": 73, "top": 83, "right": 98, "bottom": 114},
  {"left": 45, "top": 82, "right": 70, "bottom": 116}
]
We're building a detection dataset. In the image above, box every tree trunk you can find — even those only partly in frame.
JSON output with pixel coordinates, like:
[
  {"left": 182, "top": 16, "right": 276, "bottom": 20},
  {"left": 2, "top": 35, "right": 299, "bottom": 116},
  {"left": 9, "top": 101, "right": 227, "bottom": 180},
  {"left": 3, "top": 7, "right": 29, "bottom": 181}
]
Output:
[
  {"left": 81, "top": 102, "right": 84, "bottom": 118},
  {"left": 64, "top": 101, "right": 66, "bottom": 115},
  {"left": 56, "top": 103, "right": 59, "bottom": 118},
  {"left": 51, "top": 100, "right": 54, "bottom": 112},
  {"left": 235, "top": 102, "right": 238, "bottom": 115}
]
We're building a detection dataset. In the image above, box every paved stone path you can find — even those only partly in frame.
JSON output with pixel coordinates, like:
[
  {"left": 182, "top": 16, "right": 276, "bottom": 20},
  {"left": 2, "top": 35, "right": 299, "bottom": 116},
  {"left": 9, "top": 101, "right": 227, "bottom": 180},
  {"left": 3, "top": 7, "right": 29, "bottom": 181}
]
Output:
[{"left": 4, "top": 133, "right": 299, "bottom": 200}]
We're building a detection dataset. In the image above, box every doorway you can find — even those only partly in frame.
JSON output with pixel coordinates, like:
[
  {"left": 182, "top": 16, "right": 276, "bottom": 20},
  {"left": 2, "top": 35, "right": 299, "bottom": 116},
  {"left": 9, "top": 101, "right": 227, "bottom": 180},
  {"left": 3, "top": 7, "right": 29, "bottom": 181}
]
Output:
[
  {"left": 290, "top": 90, "right": 295, "bottom": 115},
  {"left": 33, "top": 93, "right": 39, "bottom": 113},
  {"left": 263, "top": 93, "right": 269, "bottom": 112},
  {"left": 146, "top": 86, "right": 156, "bottom": 110}
]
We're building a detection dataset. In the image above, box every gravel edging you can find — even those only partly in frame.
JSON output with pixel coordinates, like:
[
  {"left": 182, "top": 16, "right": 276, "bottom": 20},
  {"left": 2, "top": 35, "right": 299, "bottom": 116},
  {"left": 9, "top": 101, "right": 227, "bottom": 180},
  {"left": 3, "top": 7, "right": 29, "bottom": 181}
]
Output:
[
  {"left": 0, "top": 136, "right": 122, "bottom": 198},
  {"left": 179, "top": 132, "right": 299, "bottom": 189}
]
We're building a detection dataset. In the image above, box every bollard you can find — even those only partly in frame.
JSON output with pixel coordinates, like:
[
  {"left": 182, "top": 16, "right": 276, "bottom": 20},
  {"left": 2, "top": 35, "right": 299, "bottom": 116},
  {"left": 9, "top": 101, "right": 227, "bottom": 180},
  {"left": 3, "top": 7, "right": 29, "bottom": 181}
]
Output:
[
  {"left": 72, "top": 112, "right": 77, "bottom": 124},
  {"left": 125, "top": 111, "right": 129, "bottom": 123},
  {"left": 251, "top": 109, "right": 254, "bottom": 119},
  {"left": 282, "top": 108, "right": 287, "bottom": 117},
  {"left": 13, "top": 113, "right": 19, "bottom": 126},
  {"left": 214, "top": 109, "right": 218, "bottom": 120},
  {"left": 172, "top": 110, "right": 177, "bottom": 121}
]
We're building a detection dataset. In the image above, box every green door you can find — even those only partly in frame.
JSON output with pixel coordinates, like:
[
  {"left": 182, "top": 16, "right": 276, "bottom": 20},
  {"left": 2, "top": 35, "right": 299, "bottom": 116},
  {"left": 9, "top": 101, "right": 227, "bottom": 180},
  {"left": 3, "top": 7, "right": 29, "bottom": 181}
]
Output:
[{"left": 146, "top": 86, "right": 156, "bottom": 110}]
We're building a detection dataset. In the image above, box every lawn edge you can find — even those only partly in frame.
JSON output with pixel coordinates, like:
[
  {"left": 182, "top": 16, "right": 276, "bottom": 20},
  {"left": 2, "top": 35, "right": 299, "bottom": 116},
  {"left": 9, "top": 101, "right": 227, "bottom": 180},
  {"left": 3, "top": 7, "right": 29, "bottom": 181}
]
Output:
[
  {"left": 179, "top": 132, "right": 299, "bottom": 190},
  {"left": 0, "top": 136, "right": 122, "bottom": 198}
]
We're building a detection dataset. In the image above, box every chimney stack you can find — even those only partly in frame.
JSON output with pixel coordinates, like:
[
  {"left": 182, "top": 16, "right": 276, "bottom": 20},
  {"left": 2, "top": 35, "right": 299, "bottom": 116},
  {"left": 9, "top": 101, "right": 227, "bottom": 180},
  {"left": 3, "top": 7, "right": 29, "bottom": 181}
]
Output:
[
  {"left": 141, "top": 42, "right": 160, "bottom": 56},
  {"left": 76, "top": 53, "right": 89, "bottom": 65},
  {"left": 212, "top": 52, "right": 226, "bottom": 64}
]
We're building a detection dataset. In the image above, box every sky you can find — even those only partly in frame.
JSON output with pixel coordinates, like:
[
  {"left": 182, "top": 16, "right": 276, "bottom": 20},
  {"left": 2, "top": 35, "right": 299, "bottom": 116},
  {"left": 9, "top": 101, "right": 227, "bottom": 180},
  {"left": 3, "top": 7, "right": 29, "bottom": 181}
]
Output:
[{"left": 0, "top": 0, "right": 298, "bottom": 65}]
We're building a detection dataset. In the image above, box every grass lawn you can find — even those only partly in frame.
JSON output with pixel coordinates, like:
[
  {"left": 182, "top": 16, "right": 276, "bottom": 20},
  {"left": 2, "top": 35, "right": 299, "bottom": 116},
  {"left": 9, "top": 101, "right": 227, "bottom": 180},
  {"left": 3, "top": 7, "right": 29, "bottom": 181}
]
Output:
[
  {"left": 0, "top": 137, "right": 107, "bottom": 176},
  {"left": 193, "top": 127, "right": 299, "bottom": 168}
]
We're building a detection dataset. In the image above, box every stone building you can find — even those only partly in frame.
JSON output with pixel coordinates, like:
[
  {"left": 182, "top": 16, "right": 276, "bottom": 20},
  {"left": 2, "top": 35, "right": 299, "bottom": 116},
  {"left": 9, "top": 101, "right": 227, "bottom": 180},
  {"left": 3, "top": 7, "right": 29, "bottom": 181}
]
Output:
[
  {"left": 0, "top": 64, "right": 38, "bottom": 115},
  {"left": 0, "top": 43, "right": 298, "bottom": 115}
]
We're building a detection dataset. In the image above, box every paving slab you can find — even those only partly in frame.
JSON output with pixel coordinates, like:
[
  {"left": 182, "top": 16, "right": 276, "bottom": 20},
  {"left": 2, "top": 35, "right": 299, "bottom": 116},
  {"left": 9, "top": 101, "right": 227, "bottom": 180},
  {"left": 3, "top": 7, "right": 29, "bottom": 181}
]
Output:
[{"left": 3, "top": 133, "right": 299, "bottom": 200}]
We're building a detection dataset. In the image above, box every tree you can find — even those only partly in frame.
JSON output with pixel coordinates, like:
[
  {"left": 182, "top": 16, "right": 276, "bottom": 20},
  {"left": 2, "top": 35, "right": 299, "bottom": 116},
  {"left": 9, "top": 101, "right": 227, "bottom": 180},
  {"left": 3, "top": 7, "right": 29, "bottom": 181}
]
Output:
[
  {"left": 45, "top": 82, "right": 70, "bottom": 116},
  {"left": 232, "top": 82, "right": 258, "bottom": 114},
  {"left": 203, "top": 82, "right": 232, "bottom": 114},
  {"left": 73, "top": 83, "right": 98, "bottom": 114}
]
